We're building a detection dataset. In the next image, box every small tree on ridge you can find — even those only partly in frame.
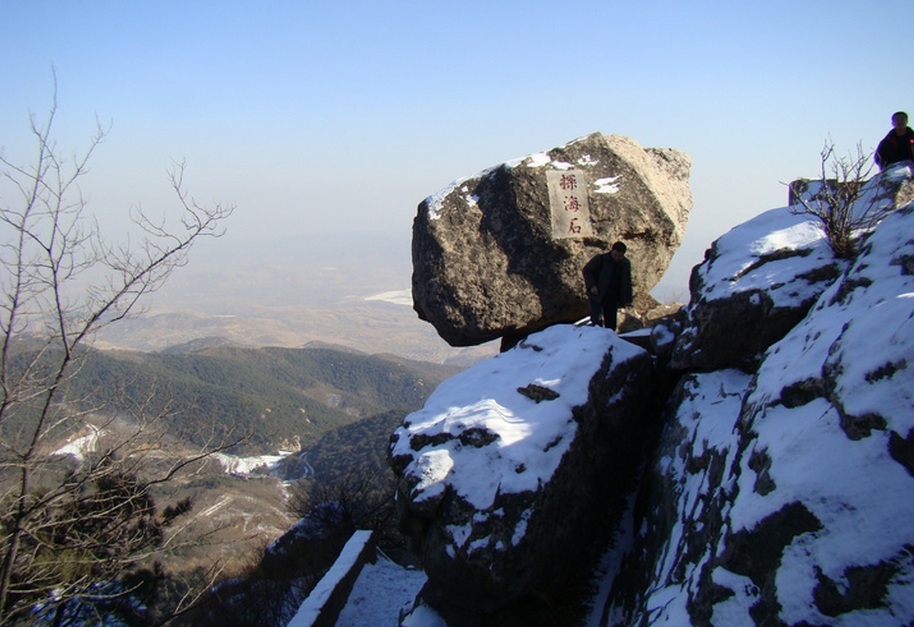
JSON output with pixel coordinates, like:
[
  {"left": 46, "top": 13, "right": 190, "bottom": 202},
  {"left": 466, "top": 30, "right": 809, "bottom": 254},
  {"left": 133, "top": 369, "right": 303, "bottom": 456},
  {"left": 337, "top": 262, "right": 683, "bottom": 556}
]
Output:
[{"left": 789, "top": 140, "right": 883, "bottom": 259}]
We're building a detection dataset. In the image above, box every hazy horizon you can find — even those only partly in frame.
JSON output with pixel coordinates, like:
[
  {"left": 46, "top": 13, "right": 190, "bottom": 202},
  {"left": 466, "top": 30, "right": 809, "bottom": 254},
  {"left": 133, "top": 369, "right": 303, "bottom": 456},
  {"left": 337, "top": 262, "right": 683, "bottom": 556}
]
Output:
[{"left": 3, "top": 1, "right": 905, "bottom": 357}]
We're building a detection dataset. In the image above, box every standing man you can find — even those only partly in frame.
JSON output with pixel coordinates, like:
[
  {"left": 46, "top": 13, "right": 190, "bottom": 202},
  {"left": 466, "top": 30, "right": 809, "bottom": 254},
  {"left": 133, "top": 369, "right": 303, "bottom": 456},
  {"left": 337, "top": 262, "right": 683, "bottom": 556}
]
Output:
[
  {"left": 875, "top": 111, "right": 914, "bottom": 171},
  {"left": 583, "top": 241, "right": 633, "bottom": 331}
]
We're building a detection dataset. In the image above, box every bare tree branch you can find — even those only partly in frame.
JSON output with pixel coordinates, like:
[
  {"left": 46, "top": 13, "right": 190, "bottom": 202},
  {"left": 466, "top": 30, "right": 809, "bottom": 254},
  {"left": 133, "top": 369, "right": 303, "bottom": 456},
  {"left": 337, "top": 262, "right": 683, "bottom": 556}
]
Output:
[
  {"left": 0, "top": 82, "right": 241, "bottom": 625},
  {"left": 787, "top": 139, "right": 887, "bottom": 258}
]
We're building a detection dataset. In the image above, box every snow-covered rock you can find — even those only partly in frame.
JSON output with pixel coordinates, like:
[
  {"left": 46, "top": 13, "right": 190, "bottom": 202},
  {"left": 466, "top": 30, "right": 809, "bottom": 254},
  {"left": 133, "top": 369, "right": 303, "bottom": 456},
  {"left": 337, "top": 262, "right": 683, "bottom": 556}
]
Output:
[
  {"left": 671, "top": 166, "right": 912, "bottom": 371},
  {"left": 389, "top": 325, "right": 653, "bottom": 616},
  {"left": 347, "top": 165, "right": 914, "bottom": 626},
  {"left": 670, "top": 205, "right": 843, "bottom": 371},
  {"left": 605, "top": 172, "right": 914, "bottom": 625}
]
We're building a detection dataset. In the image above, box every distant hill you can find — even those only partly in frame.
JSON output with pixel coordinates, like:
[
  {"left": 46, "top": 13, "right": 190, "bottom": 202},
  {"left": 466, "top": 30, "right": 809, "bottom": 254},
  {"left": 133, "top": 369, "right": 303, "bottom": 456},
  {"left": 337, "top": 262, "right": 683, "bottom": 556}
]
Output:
[
  {"left": 62, "top": 343, "right": 461, "bottom": 454},
  {"left": 86, "top": 232, "right": 499, "bottom": 366}
]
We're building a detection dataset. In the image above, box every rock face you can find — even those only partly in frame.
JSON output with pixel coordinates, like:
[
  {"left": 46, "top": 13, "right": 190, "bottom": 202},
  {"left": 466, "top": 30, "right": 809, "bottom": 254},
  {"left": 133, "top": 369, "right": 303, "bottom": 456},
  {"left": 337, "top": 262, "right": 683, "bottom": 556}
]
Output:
[
  {"left": 412, "top": 133, "right": 692, "bottom": 347},
  {"left": 669, "top": 207, "right": 843, "bottom": 371},
  {"left": 388, "top": 325, "right": 653, "bottom": 618},
  {"left": 605, "top": 168, "right": 914, "bottom": 625},
  {"left": 671, "top": 167, "right": 911, "bottom": 371}
]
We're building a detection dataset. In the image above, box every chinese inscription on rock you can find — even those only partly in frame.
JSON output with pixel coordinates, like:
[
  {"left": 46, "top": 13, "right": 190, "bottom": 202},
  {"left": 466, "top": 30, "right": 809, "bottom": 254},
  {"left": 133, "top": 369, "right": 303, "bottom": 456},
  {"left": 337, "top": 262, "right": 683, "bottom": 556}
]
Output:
[{"left": 546, "top": 169, "right": 593, "bottom": 238}]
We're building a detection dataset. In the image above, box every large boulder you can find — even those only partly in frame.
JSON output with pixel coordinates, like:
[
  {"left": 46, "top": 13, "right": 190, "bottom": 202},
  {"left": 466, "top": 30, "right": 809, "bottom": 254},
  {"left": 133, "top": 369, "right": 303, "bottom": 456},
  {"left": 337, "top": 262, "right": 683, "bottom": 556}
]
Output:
[
  {"left": 388, "top": 325, "right": 653, "bottom": 619},
  {"left": 412, "top": 133, "right": 692, "bottom": 347}
]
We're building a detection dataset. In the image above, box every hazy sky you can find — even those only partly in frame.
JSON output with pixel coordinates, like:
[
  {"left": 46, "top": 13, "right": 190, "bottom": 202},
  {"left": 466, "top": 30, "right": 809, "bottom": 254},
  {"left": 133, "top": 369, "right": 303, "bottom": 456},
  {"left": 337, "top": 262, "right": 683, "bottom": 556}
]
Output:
[{"left": 1, "top": 1, "right": 910, "bottom": 297}]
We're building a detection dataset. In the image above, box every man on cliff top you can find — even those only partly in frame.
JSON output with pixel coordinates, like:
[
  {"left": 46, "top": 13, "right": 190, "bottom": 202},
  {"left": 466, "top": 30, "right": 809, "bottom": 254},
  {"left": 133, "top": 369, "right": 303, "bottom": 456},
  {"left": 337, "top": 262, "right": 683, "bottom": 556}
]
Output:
[
  {"left": 875, "top": 111, "right": 914, "bottom": 171},
  {"left": 583, "top": 241, "right": 633, "bottom": 331}
]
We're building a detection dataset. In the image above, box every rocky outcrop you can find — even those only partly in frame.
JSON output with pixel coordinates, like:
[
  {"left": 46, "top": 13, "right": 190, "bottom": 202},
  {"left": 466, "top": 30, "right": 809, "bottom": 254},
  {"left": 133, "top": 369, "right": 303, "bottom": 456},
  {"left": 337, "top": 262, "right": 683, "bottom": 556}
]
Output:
[
  {"left": 411, "top": 133, "right": 692, "bottom": 347},
  {"left": 390, "top": 160, "right": 914, "bottom": 626},
  {"left": 605, "top": 175, "right": 914, "bottom": 625},
  {"left": 671, "top": 166, "right": 911, "bottom": 371},
  {"left": 668, "top": 208, "right": 843, "bottom": 371},
  {"left": 388, "top": 325, "right": 652, "bottom": 619}
]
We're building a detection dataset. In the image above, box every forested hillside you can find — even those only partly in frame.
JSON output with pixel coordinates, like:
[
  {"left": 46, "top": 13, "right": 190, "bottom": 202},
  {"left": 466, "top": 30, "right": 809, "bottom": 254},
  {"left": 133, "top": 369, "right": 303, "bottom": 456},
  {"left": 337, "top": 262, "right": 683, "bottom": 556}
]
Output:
[
  {"left": 59, "top": 343, "right": 461, "bottom": 453},
  {"left": 0, "top": 340, "right": 461, "bottom": 622}
]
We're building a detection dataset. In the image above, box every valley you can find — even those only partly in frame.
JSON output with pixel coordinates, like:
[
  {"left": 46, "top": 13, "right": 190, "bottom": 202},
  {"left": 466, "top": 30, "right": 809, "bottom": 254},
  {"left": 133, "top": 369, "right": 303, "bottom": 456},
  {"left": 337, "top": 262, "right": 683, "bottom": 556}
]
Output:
[{"left": 32, "top": 335, "right": 462, "bottom": 605}]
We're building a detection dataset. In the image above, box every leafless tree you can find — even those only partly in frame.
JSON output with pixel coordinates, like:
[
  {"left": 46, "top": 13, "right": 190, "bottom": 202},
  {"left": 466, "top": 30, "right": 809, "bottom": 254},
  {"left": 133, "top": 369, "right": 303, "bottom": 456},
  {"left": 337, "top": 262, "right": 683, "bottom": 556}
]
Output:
[
  {"left": 788, "top": 140, "right": 883, "bottom": 259},
  {"left": 287, "top": 470, "right": 398, "bottom": 539},
  {"left": 0, "top": 81, "right": 239, "bottom": 624}
]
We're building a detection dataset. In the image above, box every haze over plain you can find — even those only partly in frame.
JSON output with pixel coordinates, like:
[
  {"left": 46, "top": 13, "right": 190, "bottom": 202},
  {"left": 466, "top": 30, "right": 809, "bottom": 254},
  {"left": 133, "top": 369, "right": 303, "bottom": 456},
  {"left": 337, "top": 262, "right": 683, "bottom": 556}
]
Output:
[{"left": 1, "top": 1, "right": 909, "bottom": 356}]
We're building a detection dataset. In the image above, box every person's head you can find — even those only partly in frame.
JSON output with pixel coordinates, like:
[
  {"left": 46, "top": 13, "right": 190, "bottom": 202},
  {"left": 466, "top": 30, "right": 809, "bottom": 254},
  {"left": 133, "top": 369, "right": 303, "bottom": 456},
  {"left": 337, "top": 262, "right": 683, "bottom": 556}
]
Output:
[
  {"left": 892, "top": 111, "right": 909, "bottom": 132},
  {"left": 610, "top": 241, "right": 627, "bottom": 261}
]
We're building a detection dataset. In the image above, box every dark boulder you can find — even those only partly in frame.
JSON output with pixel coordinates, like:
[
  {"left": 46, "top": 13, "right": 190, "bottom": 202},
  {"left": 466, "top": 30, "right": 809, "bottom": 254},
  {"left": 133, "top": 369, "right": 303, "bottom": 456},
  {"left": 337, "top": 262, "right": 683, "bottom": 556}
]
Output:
[
  {"left": 388, "top": 325, "right": 653, "bottom": 616},
  {"left": 412, "top": 133, "right": 692, "bottom": 347}
]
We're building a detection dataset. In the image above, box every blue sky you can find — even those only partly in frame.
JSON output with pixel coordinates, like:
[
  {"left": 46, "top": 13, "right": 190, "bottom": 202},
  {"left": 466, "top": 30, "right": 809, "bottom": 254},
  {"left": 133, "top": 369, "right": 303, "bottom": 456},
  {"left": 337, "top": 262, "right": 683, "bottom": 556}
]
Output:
[{"left": 1, "top": 1, "right": 910, "bottom": 296}]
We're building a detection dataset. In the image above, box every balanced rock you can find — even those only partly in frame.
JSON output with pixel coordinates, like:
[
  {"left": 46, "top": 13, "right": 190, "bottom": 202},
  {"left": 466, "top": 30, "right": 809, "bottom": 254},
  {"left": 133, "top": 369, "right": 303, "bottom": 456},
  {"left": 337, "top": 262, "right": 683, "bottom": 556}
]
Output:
[
  {"left": 412, "top": 133, "right": 692, "bottom": 347},
  {"left": 388, "top": 325, "right": 653, "bottom": 617}
]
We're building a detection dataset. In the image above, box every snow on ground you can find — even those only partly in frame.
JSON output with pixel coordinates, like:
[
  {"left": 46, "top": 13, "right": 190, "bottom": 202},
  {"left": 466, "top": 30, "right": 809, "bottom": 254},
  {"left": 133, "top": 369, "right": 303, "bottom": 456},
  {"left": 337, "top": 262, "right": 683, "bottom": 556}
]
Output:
[
  {"left": 51, "top": 424, "right": 101, "bottom": 461},
  {"left": 336, "top": 556, "right": 429, "bottom": 626},
  {"left": 365, "top": 290, "right": 412, "bottom": 306},
  {"left": 289, "top": 531, "right": 378, "bottom": 627},
  {"left": 212, "top": 450, "right": 293, "bottom": 476}
]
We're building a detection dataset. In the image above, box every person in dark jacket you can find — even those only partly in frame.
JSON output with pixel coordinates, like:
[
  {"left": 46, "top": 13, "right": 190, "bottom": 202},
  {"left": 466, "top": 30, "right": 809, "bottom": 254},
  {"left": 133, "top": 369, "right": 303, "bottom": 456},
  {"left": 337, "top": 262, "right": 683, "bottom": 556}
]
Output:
[
  {"left": 582, "top": 241, "right": 633, "bottom": 331},
  {"left": 875, "top": 111, "right": 914, "bottom": 171}
]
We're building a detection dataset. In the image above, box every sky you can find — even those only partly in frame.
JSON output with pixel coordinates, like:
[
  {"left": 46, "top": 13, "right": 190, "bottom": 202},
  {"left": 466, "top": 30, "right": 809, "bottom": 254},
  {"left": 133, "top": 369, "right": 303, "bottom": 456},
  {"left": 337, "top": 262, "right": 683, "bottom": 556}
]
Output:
[{"left": 1, "top": 0, "right": 911, "bottom": 297}]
